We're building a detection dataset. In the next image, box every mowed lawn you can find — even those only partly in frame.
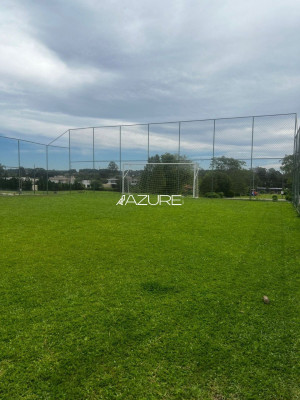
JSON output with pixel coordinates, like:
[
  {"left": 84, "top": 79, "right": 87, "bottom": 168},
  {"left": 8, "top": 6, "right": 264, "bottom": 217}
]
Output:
[{"left": 0, "top": 193, "right": 299, "bottom": 400}]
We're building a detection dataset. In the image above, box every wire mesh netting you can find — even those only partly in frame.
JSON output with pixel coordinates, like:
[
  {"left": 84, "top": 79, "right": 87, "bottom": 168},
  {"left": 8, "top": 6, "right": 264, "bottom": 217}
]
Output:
[
  {"left": 121, "top": 125, "right": 148, "bottom": 162},
  {"left": 293, "top": 128, "right": 300, "bottom": 213},
  {"left": 0, "top": 113, "right": 299, "bottom": 207},
  {"left": 122, "top": 162, "right": 198, "bottom": 197}
]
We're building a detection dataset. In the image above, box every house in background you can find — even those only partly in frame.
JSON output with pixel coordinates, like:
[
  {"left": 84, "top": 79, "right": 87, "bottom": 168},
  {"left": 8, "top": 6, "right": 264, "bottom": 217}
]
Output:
[
  {"left": 125, "top": 176, "right": 139, "bottom": 186},
  {"left": 49, "top": 175, "right": 76, "bottom": 185},
  {"left": 257, "top": 186, "right": 283, "bottom": 194},
  {"left": 81, "top": 180, "right": 91, "bottom": 189},
  {"left": 103, "top": 177, "right": 118, "bottom": 189}
]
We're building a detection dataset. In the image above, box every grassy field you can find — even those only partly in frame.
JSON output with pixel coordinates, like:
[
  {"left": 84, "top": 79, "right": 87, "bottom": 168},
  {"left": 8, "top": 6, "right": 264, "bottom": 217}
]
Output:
[{"left": 0, "top": 193, "right": 299, "bottom": 399}]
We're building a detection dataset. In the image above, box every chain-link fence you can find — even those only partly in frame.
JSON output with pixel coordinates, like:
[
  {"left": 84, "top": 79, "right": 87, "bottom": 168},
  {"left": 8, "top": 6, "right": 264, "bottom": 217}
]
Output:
[
  {"left": 293, "top": 127, "right": 300, "bottom": 213},
  {"left": 0, "top": 113, "right": 298, "bottom": 203},
  {"left": 0, "top": 134, "right": 68, "bottom": 194}
]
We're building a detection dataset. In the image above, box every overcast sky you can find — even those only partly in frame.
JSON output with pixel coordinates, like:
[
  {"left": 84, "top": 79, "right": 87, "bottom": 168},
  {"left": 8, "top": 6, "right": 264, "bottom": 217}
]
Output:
[{"left": 0, "top": 0, "right": 299, "bottom": 145}]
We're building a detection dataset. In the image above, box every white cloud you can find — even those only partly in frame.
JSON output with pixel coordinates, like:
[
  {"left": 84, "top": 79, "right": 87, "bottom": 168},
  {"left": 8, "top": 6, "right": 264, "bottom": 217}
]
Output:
[
  {"left": 0, "top": 3, "right": 117, "bottom": 92},
  {"left": 0, "top": 108, "right": 129, "bottom": 144},
  {"left": 0, "top": 0, "right": 299, "bottom": 164}
]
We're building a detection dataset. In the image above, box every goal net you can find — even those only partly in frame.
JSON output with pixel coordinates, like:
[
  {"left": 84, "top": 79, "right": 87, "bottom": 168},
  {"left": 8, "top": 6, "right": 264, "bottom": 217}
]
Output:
[{"left": 122, "top": 162, "right": 199, "bottom": 198}]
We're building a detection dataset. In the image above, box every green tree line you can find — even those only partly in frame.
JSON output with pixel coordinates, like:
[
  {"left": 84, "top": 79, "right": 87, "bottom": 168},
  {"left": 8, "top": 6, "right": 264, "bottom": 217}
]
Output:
[{"left": 129, "top": 154, "right": 293, "bottom": 197}]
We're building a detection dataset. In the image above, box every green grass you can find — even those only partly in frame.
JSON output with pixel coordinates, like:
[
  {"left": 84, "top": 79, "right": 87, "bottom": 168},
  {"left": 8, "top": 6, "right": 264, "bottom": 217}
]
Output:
[
  {"left": 0, "top": 192, "right": 299, "bottom": 399},
  {"left": 0, "top": 190, "right": 71, "bottom": 196},
  {"left": 238, "top": 193, "right": 286, "bottom": 201}
]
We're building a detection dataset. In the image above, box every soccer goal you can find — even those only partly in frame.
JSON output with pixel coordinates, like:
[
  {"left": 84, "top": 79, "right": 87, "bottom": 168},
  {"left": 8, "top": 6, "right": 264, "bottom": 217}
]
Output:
[{"left": 122, "top": 162, "right": 199, "bottom": 198}]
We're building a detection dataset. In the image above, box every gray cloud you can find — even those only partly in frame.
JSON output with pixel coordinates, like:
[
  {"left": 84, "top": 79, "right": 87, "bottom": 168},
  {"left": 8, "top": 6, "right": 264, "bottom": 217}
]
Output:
[{"left": 0, "top": 0, "right": 299, "bottom": 145}]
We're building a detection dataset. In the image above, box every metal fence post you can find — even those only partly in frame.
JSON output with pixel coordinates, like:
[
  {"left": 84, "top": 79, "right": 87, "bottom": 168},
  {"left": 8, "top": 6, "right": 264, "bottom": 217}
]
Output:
[
  {"left": 17, "top": 139, "right": 21, "bottom": 194},
  {"left": 211, "top": 119, "right": 215, "bottom": 192},
  {"left": 298, "top": 130, "right": 300, "bottom": 212},
  {"left": 46, "top": 145, "right": 49, "bottom": 194},
  {"left": 119, "top": 126, "right": 122, "bottom": 192},
  {"left": 292, "top": 115, "right": 298, "bottom": 206},
  {"left": 93, "top": 127, "right": 96, "bottom": 192},
  {"left": 147, "top": 123, "right": 150, "bottom": 161},
  {"left": 193, "top": 163, "right": 199, "bottom": 198},
  {"left": 33, "top": 164, "right": 36, "bottom": 195},
  {"left": 178, "top": 121, "right": 181, "bottom": 160},
  {"left": 177, "top": 121, "right": 181, "bottom": 194},
  {"left": 119, "top": 125, "right": 122, "bottom": 177},
  {"left": 250, "top": 117, "right": 255, "bottom": 200},
  {"left": 294, "top": 127, "right": 300, "bottom": 212},
  {"left": 68, "top": 129, "right": 71, "bottom": 193}
]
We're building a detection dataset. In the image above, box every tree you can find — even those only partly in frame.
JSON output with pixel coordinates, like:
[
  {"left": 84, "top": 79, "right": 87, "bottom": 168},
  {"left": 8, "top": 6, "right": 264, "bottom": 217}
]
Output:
[
  {"left": 254, "top": 167, "right": 268, "bottom": 187},
  {"left": 212, "top": 156, "right": 246, "bottom": 171},
  {"left": 230, "top": 169, "right": 250, "bottom": 196},
  {"left": 108, "top": 161, "right": 118, "bottom": 172},
  {"left": 90, "top": 180, "right": 103, "bottom": 191},
  {"left": 266, "top": 168, "right": 282, "bottom": 188},
  {"left": 22, "top": 178, "right": 32, "bottom": 191},
  {"left": 19, "top": 167, "right": 26, "bottom": 177},
  {"left": 139, "top": 153, "right": 193, "bottom": 194},
  {"left": 280, "top": 154, "right": 294, "bottom": 176},
  {"left": 0, "top": 164, "right": 4, "bottom": 177},
  {"left": 73, "top": 179, "right": 85, "bottom": 190},
  {"left": 200, "top": 171, "right": 233, "bottom": 197},
  {"left": 280, "top": 154, "right": 294, "bottom": 188},
  {"left": 0, "top": 177, "right": 18, "bottom": 190},
  {"left": 210, "top": 156, "right": 249, "bottom": 196}
]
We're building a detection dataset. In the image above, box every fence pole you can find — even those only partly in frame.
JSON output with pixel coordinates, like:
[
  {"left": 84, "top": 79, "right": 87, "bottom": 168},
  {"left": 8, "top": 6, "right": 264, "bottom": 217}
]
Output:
[
  {"left": 298, "top": 130, "right": 300, "bottom": 211},
  {"left": 211, "top": 119, "right": 215, "bottom": 192},
  {"left": 178, "top": 121, "right": 181, "bottom": 160},
  {"left": 93, "top": 127, "right": 95, "bottom": 192},
  {"left": 193, "top": 163, "right": 199, "bottom": 198},
  {"left": 293, "top": 128, "right": 300, "bottom": 210},
  {"left": 68, "top": 129, "right": 71, "bottom": 193},
  {"left": 17, "top": 139, "right": 21, "bottom": 194},
  {"left": 46, "top": 145, "right": 49, "bottom": 195},
  {"left": 119, "top": 125, "right": 122, "bottom": 171},
  {"left": 292, "top": 115, "right": 298, "bottom": 204},
  {"left": 147, "top": 124, "right": 150, "bottom": 161},
  {"left": 33, "top": 164, "right": 36, "bottom": 195},
  {"left": 250, "top": 117, "right": 255, "bottom": 200},
  {"left": 119, "top": 126, "right": 122, "bottom": 192},
  {"left": 177, "top": 121, "right": 181, "bottom": 194}
]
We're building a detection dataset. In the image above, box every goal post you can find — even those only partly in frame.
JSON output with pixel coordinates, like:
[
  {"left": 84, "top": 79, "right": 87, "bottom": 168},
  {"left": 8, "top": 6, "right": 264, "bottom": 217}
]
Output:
[{"left": 122, "top": 162, "right": 199, "bottom": 198}]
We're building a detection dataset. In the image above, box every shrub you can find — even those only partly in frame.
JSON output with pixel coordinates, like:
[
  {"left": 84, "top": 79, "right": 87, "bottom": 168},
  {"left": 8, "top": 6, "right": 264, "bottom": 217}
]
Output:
[
  {"left": 200, "top": 171, "right": 233, "bottom": 197},
  {"left": 284, "top": 189, "right": 292, "bottom": 201},
  {"left": 226, "top": 190, "right": 235, "bottom": 198},
  {"left": 285, "top": 193, "right": 292, "bottom": 201},
  {"left": 205, "top": 192, "right": 220, "bottom": 198},
  {"left": 272, "top": 195, "right": 278, "bottom": 201},
  {"left": 183, "top": 184, "right": 193, "bottom": 195},
  {"left": 217, "top": 192, "right": 224, "bottom": 198}
]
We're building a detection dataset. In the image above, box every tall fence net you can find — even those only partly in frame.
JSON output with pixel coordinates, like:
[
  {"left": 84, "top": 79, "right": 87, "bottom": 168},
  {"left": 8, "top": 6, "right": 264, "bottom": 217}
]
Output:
[
  {"left": 0, "top": 135, "right": 69, "bottom": 194},
  {"left": 0, "top": 113, "right": 299, "bottom": 208},
  {"left": 122, "top": 162, "right": 199, "bottom": 198},
  {"left": 293, "top": 127, "right": 300, "bottom": 213}
]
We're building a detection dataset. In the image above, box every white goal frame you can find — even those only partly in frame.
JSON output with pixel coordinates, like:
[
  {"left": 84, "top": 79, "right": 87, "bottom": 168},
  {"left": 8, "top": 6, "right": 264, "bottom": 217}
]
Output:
[{"left": 122, "top": 162, "right": 199, "bottom": 198}]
